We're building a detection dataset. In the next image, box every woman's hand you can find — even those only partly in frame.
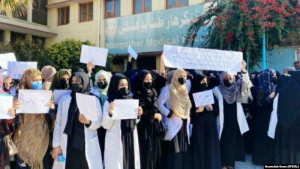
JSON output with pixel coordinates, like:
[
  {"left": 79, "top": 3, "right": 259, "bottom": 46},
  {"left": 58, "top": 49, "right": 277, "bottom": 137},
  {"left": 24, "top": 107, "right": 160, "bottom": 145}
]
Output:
[
  {"left": 241, "top": 60, "right": 247, "bottom": 72},
  {"left": 47, "top": 101, "right": 55, "bottom": 110},
  {"left": 52, "top": 147, "right": 63, "bottom": 161},
  {"left": 196, "top": 106, "right": 205, "bottom": 113},
  {"left": 206, "top": 105, "right": 213, "bottom": 111},
  {"left": 13, "top": 100, "right": 21, "bottom": 109},
  {"left": 138, "top": 107, "right": 143, "bottom": 116},
  {"left": 128, "top": 55, "right": 132, "bottom": 62},
  {"left": 8, "top": 108, "right": 16, "bottom": 118},
  {"left": 109, "top": 102, "right": 115, "bottom": 116},
  {"left": 269, "top": 92, "right": 276, "bottom": 99},
  {"left": 154, "top": 113, "right": 162, "bottom": 122},
  {"left": 87, "top": 61, "right": 95, "bottom": 76},
  {"left": 79, "top": 114, "right": 91, "bottom": 125}
]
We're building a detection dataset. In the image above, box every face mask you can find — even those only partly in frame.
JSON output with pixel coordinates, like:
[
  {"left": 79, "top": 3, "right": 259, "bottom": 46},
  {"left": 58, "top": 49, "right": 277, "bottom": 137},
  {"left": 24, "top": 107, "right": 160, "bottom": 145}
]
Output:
[
  {"left": 272, "top": 77, "right": 277, "bottom": 85},
  {"left": 60, "top": 79, "right": 68, "bottom": 88},
  {"left": 200, "top": 83, "right": 208, "bottom": 89},
  {"left": 143, "top": 82, "right": 152, "bottom": 89},
  {"left": 223, "top": 79, "right": 232, "bottom": 87},
  {"left": 71, "top": 83, "right": 82, "bottom": 92},
  {"left": 178, "top": 78, "right": 186, "bottom": 85},
  {"left": 118, "top": 87, "right": 129, "bottom": 96},
  {"left": 31, "top": 82, "right": 43, "bottom": 90},
  {"left": 97, "top": 81, "right": 108, "bottom": 89}
]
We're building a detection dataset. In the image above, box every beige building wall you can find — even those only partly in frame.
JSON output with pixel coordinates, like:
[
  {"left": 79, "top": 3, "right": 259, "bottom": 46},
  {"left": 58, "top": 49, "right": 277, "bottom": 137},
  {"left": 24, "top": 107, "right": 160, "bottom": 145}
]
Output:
[
  {"left": 152, "top": 0, "right": 166, "bottom": 11},
  {"left": 46, "top": 0, "right": 101, "bottom": 46},
  {"left": 189, "top": 0, "right": 206, "bottom": 5}
]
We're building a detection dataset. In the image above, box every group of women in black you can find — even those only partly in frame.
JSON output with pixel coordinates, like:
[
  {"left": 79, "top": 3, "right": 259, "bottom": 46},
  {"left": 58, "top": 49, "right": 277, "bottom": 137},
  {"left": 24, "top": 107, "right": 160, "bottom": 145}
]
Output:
[{"left": 0, "top": 55, "right": 299, "bottom": 169}]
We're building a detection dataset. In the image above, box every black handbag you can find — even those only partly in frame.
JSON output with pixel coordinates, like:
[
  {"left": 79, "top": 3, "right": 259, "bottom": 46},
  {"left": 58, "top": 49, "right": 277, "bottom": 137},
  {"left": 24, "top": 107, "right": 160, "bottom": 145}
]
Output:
[{"left": 155, "top": 120, "right": 167, "bottom": 139}]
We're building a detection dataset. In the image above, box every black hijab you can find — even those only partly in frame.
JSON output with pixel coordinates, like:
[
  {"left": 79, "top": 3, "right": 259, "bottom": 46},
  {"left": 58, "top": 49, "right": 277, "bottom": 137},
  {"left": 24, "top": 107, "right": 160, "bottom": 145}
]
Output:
[
  {"left": 277, "top": 71, "right": 300, "bottom": 130},
  {"left": 150, "top": 70, "right": 167, "bottom": 95},
  {"left": 107, "top": 73, "right": 136, "bottom": 132},
  {"left": 64, "top": 72, "right": 91, "bottom": 150},
  {"left": 134, "top": 70, "right": 158, "bottom": 109},
  {"left": 206, "top": 71, "right": 220, "bottom": 89},
  {"left": 250, "top": 71, "right": 259, "bottom": 87}
]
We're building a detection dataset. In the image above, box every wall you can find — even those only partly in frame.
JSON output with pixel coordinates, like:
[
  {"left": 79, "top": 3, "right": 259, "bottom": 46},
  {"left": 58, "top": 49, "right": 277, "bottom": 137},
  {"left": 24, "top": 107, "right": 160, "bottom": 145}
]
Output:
[
  {"left": 46, "top": 0, "right": 100, "bottom": 46},
  {"left": 254, "top": 47, "right": 297, "bottom": 72}
]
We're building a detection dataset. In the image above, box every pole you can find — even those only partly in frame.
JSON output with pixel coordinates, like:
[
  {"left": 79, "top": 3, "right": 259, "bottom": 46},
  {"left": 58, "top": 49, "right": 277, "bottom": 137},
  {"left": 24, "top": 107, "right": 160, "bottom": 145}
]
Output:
[
  {"left": 247, "top": 54, "right": 250, "bottom": 72},
  {"left": 263, "top": 30, "right": 267, "bottom": 69}
]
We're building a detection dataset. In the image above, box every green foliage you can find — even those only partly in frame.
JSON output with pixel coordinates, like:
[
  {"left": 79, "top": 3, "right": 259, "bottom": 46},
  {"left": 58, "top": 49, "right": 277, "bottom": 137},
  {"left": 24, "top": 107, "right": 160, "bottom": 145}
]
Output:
[
  {"left": 13, "top": 35, "right": 49, "bottom": 69},
  {"left": 185, "top": 0, "right": 300, "bottom": 69}
]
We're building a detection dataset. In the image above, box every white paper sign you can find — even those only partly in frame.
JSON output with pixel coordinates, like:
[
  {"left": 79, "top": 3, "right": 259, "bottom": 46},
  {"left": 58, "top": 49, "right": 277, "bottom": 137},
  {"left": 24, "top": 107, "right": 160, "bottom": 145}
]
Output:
[
  {"left": 53, "top": 90, "right": 72, "bottom": 104},
  {"left": 17, "top": 90, "right": 52, "bottom": 114},
  {"left": 0, "top": 53, "right": 17, "bottom": 69},
  {"left": 128, "top": 45, "right": 138, "bottom": 60},
  {"left": 192, "top": 90, "right": 214, "bottom": 107},
  {"left": 7, "top": 61, "right": 37, "bottom": 79},
  {"left": 112, "top": 100, "right": 139, "bottom": 120},
  {"left": 80, "top": 45, "right": 108, "bottom": 67},
  {"left": 0, "top": 95, "right": 14, "bottom": 119},
  {"left": 163, "top": 45, "right": 242, "bottom": 72},
  {"left": 76, "top": 93, "right": 99, "bottom": 121}
]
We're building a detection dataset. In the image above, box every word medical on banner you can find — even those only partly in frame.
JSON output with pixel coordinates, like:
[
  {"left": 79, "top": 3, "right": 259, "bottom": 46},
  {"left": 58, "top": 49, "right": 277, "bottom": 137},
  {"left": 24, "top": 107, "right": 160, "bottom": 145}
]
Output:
[{"left": 163, "top": 45, "right": 243, "bottom": 73}]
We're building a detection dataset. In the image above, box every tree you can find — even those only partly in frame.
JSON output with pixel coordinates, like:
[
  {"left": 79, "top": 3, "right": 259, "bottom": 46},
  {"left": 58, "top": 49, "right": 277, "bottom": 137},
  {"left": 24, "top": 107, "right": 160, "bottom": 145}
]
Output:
[
  {"left": 46, "top": 39, "right": 114, "bottom": 72},
  {"left": 1, "top": 0, "right": 32, "bottom": 18},
  {"left": 185, "top": 0, "right": 300, "bottom": 68},
  {"left": 12, "top": 35, "right": 49, "bottom": 69}
]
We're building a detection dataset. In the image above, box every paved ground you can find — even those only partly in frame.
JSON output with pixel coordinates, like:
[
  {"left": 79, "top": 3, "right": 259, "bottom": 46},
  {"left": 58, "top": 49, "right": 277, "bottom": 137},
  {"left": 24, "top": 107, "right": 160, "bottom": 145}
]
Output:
[{"left": 235, "top": 155, "right": 264, "bottom": 169}]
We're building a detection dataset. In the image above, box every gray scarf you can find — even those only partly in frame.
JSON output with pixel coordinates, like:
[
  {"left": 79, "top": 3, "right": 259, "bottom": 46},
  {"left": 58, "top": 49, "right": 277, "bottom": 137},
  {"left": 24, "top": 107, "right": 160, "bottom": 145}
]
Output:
[{"left": 218, "top": 72, "right": 252, "bottom": 104}]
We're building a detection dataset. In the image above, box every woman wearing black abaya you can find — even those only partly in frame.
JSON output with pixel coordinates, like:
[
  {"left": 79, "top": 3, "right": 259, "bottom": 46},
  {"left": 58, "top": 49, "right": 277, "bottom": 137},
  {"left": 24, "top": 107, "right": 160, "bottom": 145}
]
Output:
[
  {"left": 213, "top": 61, "right": 252, "bottom": 169},
  {"left": 133, "top": 70, "right": 163, "bottom": 169},
  {"left": 189, "top": 74, "right": 221, "bottom": 169},
  {"left": 243, "top": 71, "right": 259, "bottom": 154},
  {"left": 270, "top": 71, "right": 300, "bottom": 164},
  {"left": 252, "top": 69, "right": 277, "bottom": 165},
  {"left": 102, "top": 73, "right": 143, "bottom": 169}
]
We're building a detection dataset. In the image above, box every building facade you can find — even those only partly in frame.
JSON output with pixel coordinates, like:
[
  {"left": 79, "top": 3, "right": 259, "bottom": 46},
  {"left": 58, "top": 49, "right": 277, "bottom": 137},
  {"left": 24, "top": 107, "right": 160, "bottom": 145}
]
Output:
[{"left": 0, "top": 0, "right": 298, "bottom": 72}]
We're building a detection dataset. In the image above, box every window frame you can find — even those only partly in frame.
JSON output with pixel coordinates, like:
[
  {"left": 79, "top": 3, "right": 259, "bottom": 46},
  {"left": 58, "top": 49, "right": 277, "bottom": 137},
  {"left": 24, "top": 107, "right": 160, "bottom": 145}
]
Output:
[
  {"left": 57, "top": 6, "right": 69, "bottom": 26},
  {"left": 105, "top": 0, "right": 120, "bottom": 18},
  {"left": 166, "top": 0, "right": 188, "bottom": 9},
  {"left": 79, "top": 2, "right": 93, "bottom": 22}
]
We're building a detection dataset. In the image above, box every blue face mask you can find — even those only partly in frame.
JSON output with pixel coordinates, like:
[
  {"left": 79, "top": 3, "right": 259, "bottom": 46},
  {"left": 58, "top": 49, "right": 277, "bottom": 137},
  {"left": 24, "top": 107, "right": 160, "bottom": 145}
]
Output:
[{"left": 31, "top": 81, "right": 43, "bottom": 90}]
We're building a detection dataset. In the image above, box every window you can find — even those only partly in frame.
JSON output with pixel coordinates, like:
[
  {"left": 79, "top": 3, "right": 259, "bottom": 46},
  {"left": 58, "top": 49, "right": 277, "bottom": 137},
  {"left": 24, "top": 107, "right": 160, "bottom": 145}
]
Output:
[
  {"left": 10, "top": 32, "right": 25, "bottom": 44},
  {"left": 0, "top": 30, "right": 4, "bottom": 43},
  {"left": 167, "top": 0, "right": 188, "bottom": 9},
  {"left": 58, "top": 7, "right": 70, "bottom": 25},
  {"left": 134, "top": 0, "right": 152, "bottom": 14},
  {"left": 105, "top": 0, "right": 120, "bottom": 18},
  {"left": 80, "top": 2, "right": 93, "bottom": 22},
  {"left": 32, "top": 0, "right": 47, "bottom": 25}
]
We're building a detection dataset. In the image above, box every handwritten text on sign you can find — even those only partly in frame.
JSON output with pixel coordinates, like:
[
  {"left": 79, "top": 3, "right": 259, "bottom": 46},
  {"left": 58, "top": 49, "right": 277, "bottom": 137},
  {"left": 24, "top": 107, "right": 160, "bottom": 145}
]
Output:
[
  {"left": 17, "top": 90, "right": 52, "bottom": 114},
  {"left": 192, "top": 90, "right": 214, "bottom": 108},
  {"left": 163, "top": 45, "right": 242, "bottom": 72},
  {"left": 112, "top": 100, "right": 139, "bottom": 120}
]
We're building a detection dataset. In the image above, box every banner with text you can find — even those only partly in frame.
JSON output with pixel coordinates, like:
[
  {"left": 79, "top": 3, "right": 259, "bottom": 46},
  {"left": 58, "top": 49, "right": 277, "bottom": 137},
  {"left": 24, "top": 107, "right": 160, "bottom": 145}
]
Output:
[{"left": 104, "top": 3, "right": 211, "bottom": 54}]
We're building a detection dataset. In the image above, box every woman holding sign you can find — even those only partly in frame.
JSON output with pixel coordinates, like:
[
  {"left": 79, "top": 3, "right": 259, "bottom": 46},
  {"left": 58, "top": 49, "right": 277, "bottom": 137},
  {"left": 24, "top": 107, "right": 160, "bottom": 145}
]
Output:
[
  {"left": 10, "top": 68, "right": 55, "bottom": 169},
  {"left": 212, "top": 61, "right": 252, "bottom": 169},
  {"left": 189, "top": 74, "right": 221, "bottom": 169},
  {"left": 133, "top": 70, "right": 163, "bottom": 169},
  {"left": 158, "top": 68, "right": 192, "bottom": 169},
  {"left": 52, "top": 71, "right": 103, "bottom": 169},
  {"left": 102, "top": 73, "right": 143, "bottom": 169}
]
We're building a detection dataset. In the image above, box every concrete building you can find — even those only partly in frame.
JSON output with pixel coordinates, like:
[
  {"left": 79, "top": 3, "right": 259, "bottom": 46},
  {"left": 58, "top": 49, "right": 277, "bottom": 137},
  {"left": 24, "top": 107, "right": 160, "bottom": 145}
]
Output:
[{"left": 1, "top": 0, "right": 298, "bottom": 71}]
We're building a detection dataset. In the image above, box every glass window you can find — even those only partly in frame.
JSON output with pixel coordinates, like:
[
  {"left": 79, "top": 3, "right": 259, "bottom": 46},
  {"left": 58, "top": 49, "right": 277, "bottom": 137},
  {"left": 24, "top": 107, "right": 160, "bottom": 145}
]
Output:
[
  {"left": 106, "top": 0, "right": 120, "bottom": 18},
  {"left": 58, "top": 7, "right": 70, "bottom": 25},
  {"left": 134, "top": 0, "right": 152, "bottom": 14},
  {"left": 80, "top": 2, "right": 93, "bottom": 22},
  {"left": 167, "top": 0, "right": 188, "bottom": 9}
]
